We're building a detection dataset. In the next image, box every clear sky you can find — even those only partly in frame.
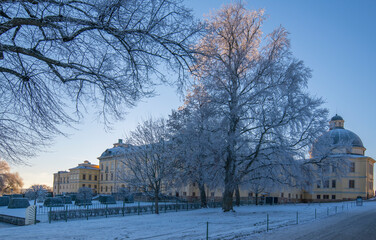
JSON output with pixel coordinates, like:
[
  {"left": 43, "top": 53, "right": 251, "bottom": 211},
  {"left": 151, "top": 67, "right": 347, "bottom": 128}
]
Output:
[{"left": 12, "top": 0, "right": 376, "bottom": 188}]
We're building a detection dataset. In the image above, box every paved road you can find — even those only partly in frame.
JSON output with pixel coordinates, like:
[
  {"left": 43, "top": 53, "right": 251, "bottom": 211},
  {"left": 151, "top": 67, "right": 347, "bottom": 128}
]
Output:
[{"left": 254, "top": 206, "right": 376, "bottom": 240}]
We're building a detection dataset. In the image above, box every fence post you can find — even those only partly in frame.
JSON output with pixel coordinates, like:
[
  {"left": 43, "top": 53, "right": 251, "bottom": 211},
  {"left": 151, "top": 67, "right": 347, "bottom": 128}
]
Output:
[
  {"left": 34, "top": 205, "right": 37, "bottom": 225},
  {"left": 176, "top": 199, "right": 178, "bottom": 212},
  {"left": 165, "top": 201, "right": 167, "bottom": 213},
  {"left": 296, "top": 211, "right": 298, "bottom": 224},
  {"left": 49, "top": 206, "right": 52, "bottom": 224},
  {"left": 106, "top": 203, "right": 108, "bottom": 218},
  {"left": 138, "top": 201, "right": 140, "bottom": 215},
  {"left": 86, "top": 204, "right": 89, "bottom": 220},
  {"left": 122, "top": 201, "right": 125, "bottom": 216},
  {"left": 267, "top": 214, "right": 269, "bottom": 232},
  {"left": 315, "top": 208, "right": 317, "bottom": 219},
  {"left": 65, "top": 205, "right": 68, "bottom": 222},
  {"left": 206, "top": 221, "right": 209, "bottom": 240}
]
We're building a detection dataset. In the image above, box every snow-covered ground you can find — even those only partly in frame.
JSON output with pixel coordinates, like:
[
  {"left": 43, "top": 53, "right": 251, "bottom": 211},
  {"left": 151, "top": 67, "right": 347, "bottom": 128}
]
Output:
[{"left": 0, "top": 200, "right": 372, "bottom": 239}]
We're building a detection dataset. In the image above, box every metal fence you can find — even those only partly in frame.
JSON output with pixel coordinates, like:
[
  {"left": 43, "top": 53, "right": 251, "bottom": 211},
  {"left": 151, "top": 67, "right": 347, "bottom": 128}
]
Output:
[{"left": 43, "top": 200, "right": 259, "bottom": 223}]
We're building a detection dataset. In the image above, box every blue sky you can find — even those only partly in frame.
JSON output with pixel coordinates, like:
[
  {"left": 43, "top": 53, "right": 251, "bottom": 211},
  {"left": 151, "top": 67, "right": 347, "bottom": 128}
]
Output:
[{"left": 13, "top": 0, "right": 376, "bottom": 188}]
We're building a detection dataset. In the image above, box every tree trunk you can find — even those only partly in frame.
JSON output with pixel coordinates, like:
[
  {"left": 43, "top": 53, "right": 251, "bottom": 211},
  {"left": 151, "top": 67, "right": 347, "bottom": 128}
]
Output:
[
  {"left": 235, "top": 185, "right": 240, "bottom": 206},
  {"left": 223, "top": 152, "right": 236, "bottom": 211},
  {"left": 155, "top": 190, "right": 159, "bottom": 214},
  {"left": 199, "top": 183, "right": 207, "bottom": 208},
  {"left": 255, "top": 193, "right": 258, "bottom": 205}
]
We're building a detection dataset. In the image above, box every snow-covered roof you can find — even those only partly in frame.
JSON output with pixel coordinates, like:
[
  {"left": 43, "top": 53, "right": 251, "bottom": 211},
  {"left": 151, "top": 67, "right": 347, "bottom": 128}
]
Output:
[{"left": 69, "top": 166, "right": 99, "bottom": 171}]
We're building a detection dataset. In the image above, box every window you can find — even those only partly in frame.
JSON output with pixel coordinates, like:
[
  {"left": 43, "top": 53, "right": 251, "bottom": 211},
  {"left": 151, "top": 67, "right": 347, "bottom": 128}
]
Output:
[
  {"left": 332, "top": 180, "right": 336, "bottom": 188},
  {"left": 94, "top": 185, "right": 97, "bottom": 189},
  {"left": 281, "top": 193, "right": 284, "bottom": 198},
  {"left": 95, "top": 176, "right": 97, "bottom": 181},
  {"left": 370, "top": 182, "right": 373, "bottom": 190},
  {"left": 183, "top": 192, "right": 187, "bottom": 196},
  {"left": 105, "top": 186, "right": 108, "bottom": 192},
  {"left": 106, "top": 174, "right": 108, "bottom": 181},
  {"left": 88, "top": 184, "right": 91, "bottom": 188},
  {"left": 82, "top": 184, "right": 85, "bottom": 187},
  {"left": 101, "top": 174, "right": 103, "bottom": 181},
  {"left": 317, "top": 195, "right": 321, "bottom": 199},
  {"left": 211, "top": 192, "right": 215, "bottom": 197},
  {"left": 83, "top": 174, "right": 86, "bottom": 180},
  {"left": 317, "top": 180, "right": 321, "bottom": 188},
  {"left": 101, "top": 186, "right": 103, "bottom": 192},
  {"left": 89, "top": 175, "right": 92, "bottom": 180},
  {"left": 106, "top": 165, "right": 108, "bottom": 172},
  {"left": 248, "top": 192, "right": 253, "bottom": 197},
  {"left": 349, "top": 180, "right": 355, "bottom": 188},
  {"left": 101, "top": 164, "right": 103, "bottom": 170},
  {"left": 323, "top": 180, "right": 329, "bottom": 188},
  {"left": 110, "top": 186, "right": 113, "bottom": 192},
  {"left": 350, "top": 162, "right": 355, "bottom": 172},
  {"left": 111, "top": 173, "right": 113, "bottom": 181},
  {"left": 288, "top": 193, "right": 291, "bottom": 199},
  {"left": 192, "top": 192, "right": 196, "bottom": 197},
  {"left": 323, "top": 195, "right": 329, "bottom": 199},
  {"left": 331, "top": 195, "right": 336, "bottom": 200},
  {"left": 192, "top": 183, "right": 196, "bottom": 187},
  {"left": 332, "top": 165, "right": 336, "bottom": 173}
]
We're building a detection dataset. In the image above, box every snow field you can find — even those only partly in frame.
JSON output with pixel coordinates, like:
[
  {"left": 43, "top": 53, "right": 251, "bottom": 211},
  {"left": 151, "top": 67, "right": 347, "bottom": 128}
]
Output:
[{"left": 0, "top": 200, "right": 372, "bottom": 239}]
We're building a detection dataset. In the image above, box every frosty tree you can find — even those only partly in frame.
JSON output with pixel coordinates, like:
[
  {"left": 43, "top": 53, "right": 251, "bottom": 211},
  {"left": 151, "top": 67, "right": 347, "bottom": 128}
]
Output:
[
  {"left": 25, "top": 184, "right": 50, "bottom": 205},
  {"left": 0, "top": 160, "right": 23, "bottom": 194},
  {"left": 193, "top": 3, "right": 328, "bottom": 211},
  {"left": 168, "top": 84, "right": 224, "bottom": 207},
  {"left": 118, "top": 118, "right": 177, "bottom": 214},
  {"left": 77, "top": 186, "right": 93, "bottom": 204},
  {"left": 0, "top": 0, "right": 200, "bottom": 162}
]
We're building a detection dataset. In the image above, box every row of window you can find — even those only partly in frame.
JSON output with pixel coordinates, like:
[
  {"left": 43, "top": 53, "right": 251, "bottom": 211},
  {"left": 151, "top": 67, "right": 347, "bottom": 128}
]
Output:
[
  {"left": 317, "top": 180, "right": 336, "bottom": 188},
  {"left": 317, "top": 180, "right": 355, "bottom": 189},
  {"left": 317, "top": 195, "right": 336, "bottom": 200},
  {"left": 82, "top": 174, "right": 97, "bottom": 181},
  {"left": 100, "top": 173, "right": 114, "bottom": 181},
  {"left": 56, "top": 184, "right": 97, "bottom": 190},
  {"left": 58, "top": 174, "right": 98, "bottom": 183}
]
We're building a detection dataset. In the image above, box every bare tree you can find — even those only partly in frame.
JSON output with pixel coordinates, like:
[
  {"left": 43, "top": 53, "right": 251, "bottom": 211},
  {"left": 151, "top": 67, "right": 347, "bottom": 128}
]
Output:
[
  {"left": 193, "top": 3, "right": 328, "bottom": 211},
  {"left": 25, "top": 184, "right": 49, "bottom": 205},
  {"left": 0, "top": 0, "right": 200, "bottom": 162},
  {"left": 0, "top": 160, "right": 23, "bottom": 194},
  {"left": 117, "top": 118, "right": 177, "bottom": 214}
]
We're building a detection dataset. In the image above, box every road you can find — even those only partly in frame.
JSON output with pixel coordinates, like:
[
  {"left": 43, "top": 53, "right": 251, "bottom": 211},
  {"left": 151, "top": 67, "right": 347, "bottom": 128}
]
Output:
[{"left": 253, "top": 204, "right": 376, "bottom": 240}]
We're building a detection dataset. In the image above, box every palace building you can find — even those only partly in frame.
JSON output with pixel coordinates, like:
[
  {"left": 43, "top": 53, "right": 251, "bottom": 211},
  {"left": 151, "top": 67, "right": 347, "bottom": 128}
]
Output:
[
  {"left": 53, "top": 115, "right": 374, "bottom": 202},
  {"left": 304, "top": 115, "right": 375, "bottom": 201},
  {"left": 53, "top": 160, "right": 99, "bottom": 196}
]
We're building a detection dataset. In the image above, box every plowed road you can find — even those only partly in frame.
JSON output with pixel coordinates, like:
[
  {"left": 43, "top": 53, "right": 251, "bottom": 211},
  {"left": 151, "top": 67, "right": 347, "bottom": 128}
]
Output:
[{"left": 254, "top": 203, "right": 376, "bottom": 240}]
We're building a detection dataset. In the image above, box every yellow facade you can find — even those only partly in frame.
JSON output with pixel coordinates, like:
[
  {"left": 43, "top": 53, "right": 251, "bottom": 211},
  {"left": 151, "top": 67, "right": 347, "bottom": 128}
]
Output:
[{"left": 53, "top": 160, "right": 99, "bottom": 196}]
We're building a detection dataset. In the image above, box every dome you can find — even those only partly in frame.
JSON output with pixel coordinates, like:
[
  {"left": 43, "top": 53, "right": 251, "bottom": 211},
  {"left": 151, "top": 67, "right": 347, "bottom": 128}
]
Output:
[
  {"left": 311, "top": 115, "right": 365, "bottom": 157},
  {"left": 326, "top": 128, "right": 364, "bottom": 148},
  {"left": 331, "top": 114, "right": 343, "bottom": 121}
]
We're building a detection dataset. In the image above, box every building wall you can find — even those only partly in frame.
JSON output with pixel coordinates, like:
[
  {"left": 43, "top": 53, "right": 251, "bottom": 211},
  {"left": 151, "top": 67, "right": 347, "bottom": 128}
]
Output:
[{"left": 53, "top": 161, "right": 99, "bottom": 196}]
